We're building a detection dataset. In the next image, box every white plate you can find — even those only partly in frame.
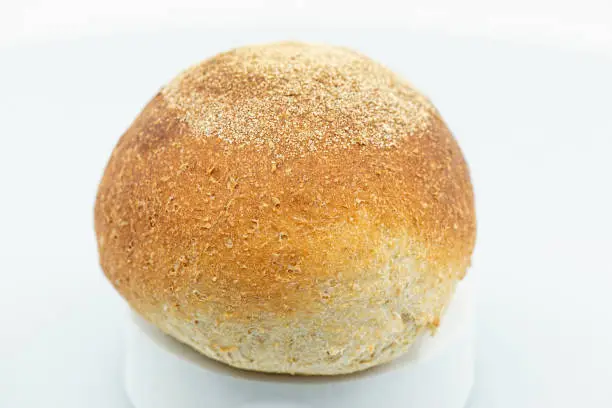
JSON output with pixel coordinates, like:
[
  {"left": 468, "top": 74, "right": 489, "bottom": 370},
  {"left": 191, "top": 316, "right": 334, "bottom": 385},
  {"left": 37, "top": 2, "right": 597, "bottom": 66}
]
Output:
[{"left": 1, "top": 27, "right": 611, "bottom": 407}]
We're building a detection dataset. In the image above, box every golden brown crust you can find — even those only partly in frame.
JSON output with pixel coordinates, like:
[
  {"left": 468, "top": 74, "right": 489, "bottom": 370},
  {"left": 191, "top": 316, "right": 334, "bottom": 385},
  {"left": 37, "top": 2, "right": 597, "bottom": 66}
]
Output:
[{"left": 94, "top": 42, "right": 476, "bottom": 374}]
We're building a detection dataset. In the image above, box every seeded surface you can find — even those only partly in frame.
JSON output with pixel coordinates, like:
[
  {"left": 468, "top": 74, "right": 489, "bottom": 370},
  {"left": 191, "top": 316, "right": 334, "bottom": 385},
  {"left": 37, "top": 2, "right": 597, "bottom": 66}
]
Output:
[{"left": 162, "top": 42, "right": 438, "bottom": 157}]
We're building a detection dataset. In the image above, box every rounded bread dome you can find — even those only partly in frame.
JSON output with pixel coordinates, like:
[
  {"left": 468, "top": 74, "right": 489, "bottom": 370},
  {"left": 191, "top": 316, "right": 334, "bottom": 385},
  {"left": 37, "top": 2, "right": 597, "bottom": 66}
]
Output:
[{"left": 94, "top": 42, "right": 476, "bottom": 375}]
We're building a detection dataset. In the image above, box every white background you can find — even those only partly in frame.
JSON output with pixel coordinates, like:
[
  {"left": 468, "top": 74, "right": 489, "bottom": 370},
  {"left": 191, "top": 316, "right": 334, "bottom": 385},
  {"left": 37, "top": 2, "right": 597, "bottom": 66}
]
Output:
[
  {"left": 1, "top": 1, "right": 611, "bottom": 407},
  {"left": 3, "top": 0, "right": 612, "bottom": 55}
]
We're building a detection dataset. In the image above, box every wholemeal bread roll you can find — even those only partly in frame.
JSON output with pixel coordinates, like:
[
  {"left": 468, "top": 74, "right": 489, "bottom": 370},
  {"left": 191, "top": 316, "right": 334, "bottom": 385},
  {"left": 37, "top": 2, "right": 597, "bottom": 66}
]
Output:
[{"left": 95, "top": 42, "right": 476, "bottom": 375}]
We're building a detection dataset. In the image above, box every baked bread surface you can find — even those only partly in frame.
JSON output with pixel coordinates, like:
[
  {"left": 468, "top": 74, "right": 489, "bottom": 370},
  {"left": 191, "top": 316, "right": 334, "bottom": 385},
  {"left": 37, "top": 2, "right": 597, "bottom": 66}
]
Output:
[{"left": 95, "top": 42, "right": 476, "bottom": 375}]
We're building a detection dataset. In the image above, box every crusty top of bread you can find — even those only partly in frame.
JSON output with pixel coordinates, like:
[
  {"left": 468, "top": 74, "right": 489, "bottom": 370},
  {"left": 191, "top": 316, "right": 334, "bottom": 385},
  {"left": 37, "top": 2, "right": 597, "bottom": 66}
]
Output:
[{"left": 162, "top": 42, "right": 437, "bottom": 157}]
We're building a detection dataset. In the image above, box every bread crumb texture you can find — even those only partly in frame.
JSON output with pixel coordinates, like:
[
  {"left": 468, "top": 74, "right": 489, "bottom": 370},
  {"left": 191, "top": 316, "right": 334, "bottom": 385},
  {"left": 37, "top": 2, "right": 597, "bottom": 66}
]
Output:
[
  {"left": 162, "top": 42, "right": 436, "bottom": 156},
  {"left": 95, "top": 42, "right": 476, "bottom": 375}
]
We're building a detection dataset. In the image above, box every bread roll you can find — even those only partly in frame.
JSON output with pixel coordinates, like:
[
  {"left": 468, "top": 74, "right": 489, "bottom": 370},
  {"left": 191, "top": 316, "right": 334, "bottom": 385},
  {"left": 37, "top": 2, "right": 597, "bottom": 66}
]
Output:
[{"left": 94, "top": 42, "right": 476, "bottom": 375}]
